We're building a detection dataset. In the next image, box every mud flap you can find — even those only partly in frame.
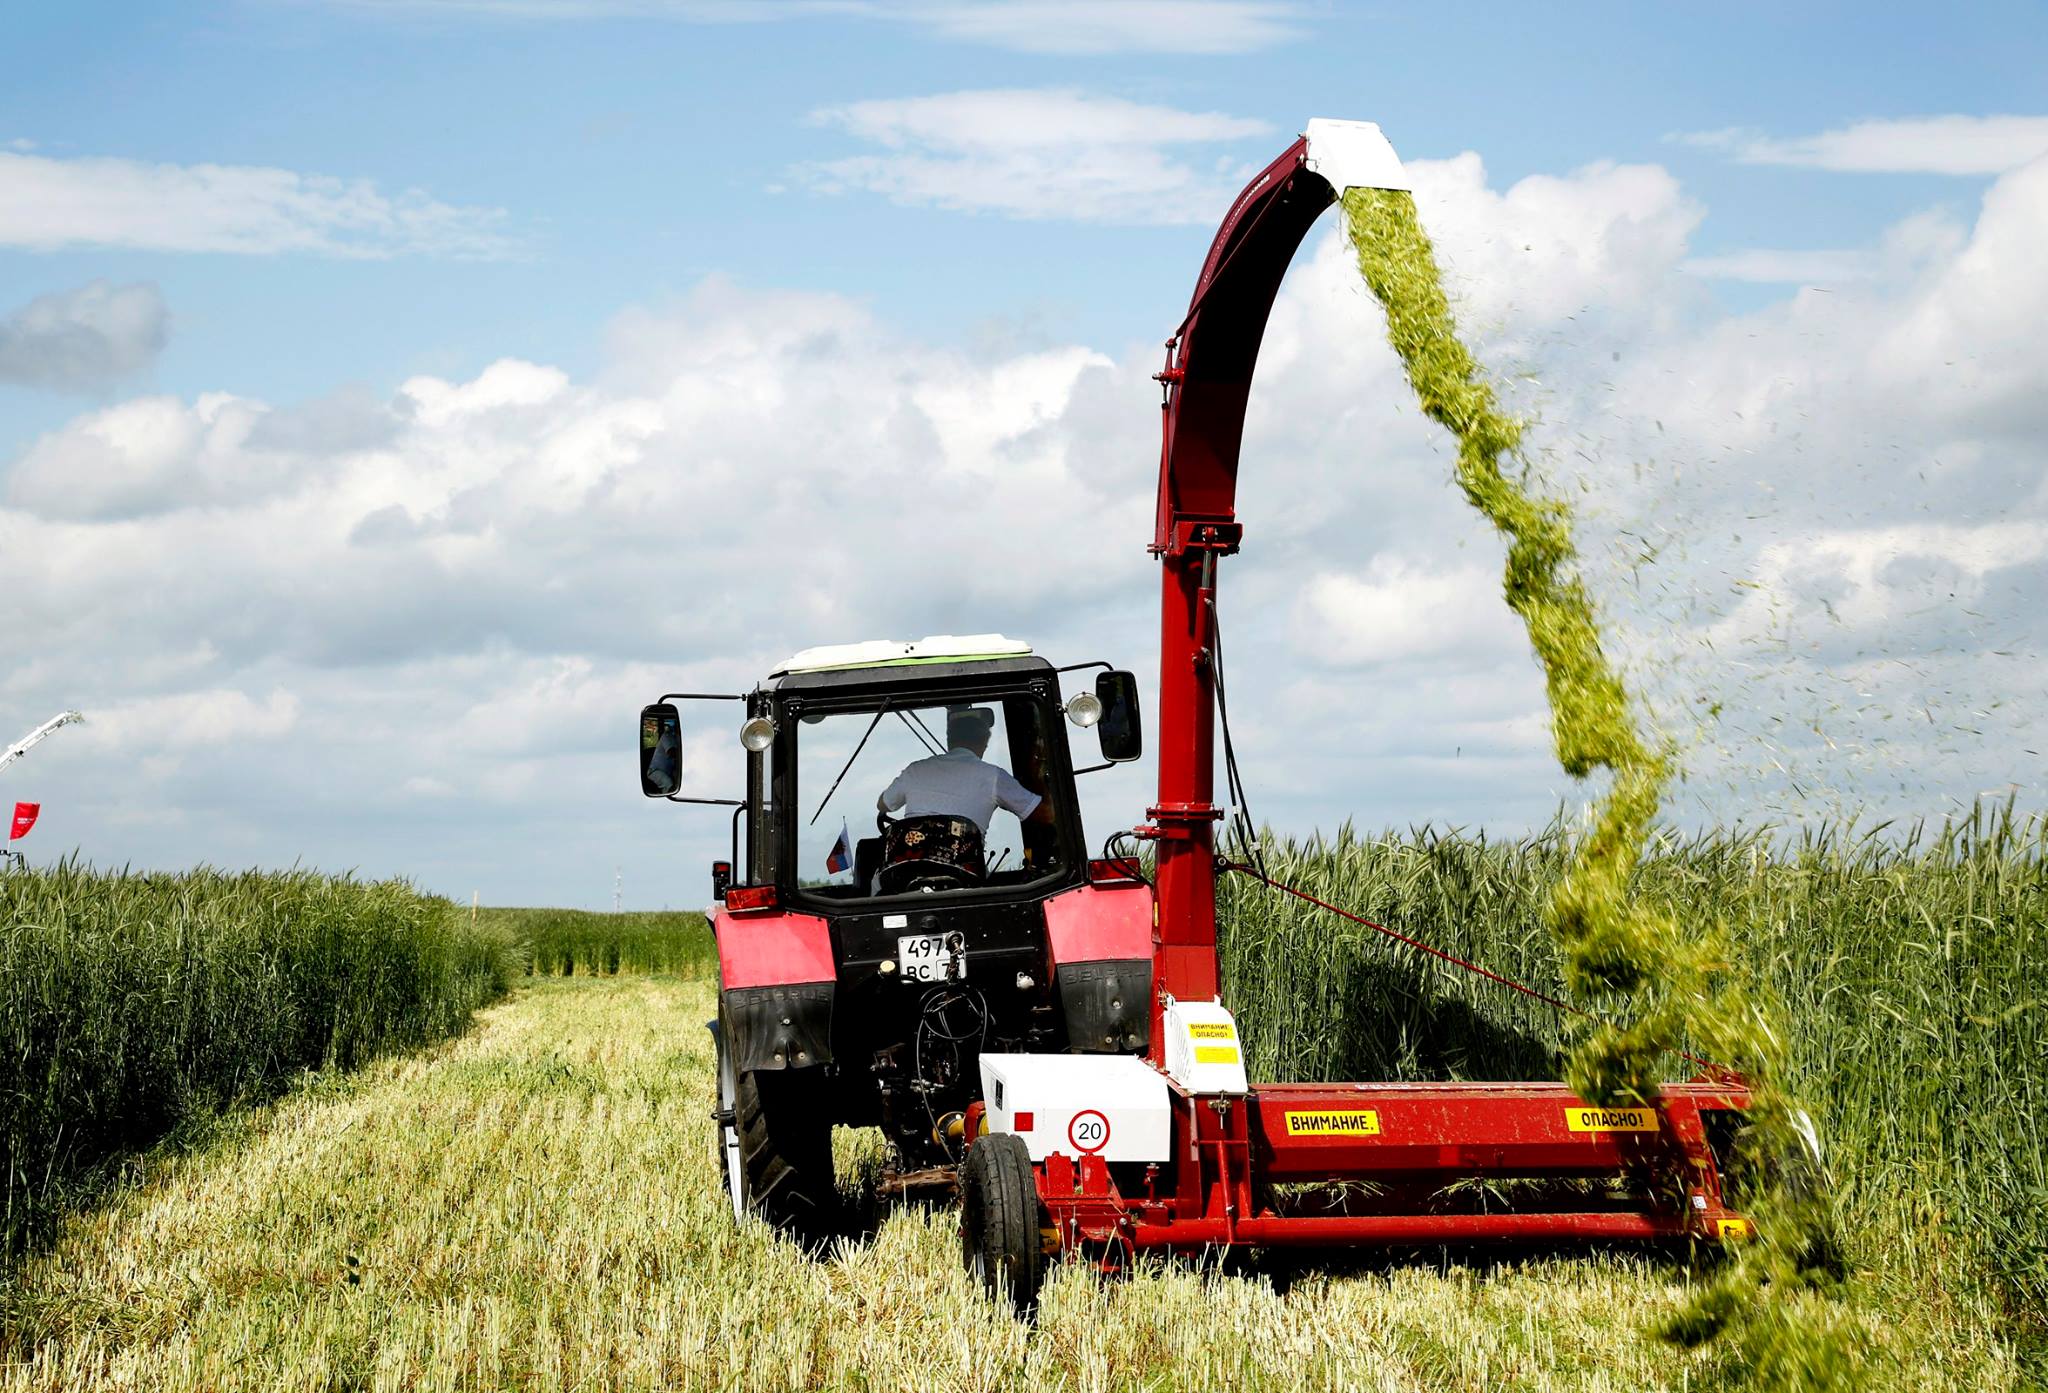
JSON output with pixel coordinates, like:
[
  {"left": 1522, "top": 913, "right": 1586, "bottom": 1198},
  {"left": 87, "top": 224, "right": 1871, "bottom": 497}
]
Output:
[
  {"left": 1055, "top": 958, "right": 1151, "bottom": 1053},
  {"left": 723, "top": 982, "right": 834, "bottom": 1071}
]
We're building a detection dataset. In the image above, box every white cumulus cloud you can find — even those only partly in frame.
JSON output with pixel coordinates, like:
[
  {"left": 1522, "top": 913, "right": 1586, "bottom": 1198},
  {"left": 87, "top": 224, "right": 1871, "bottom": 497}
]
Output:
[
  {"left": 321, "top": 0, "right": 1301, "bottom": 54},
  {"left": 0, "top": 151, "right": 514, "bottom": 257},
  {"left": 6, "top": 141, "right": 2047, "bottom": 898},
  {"left": 799, "top": 89, "right": 1275, "bottom": 224},
  {"left": 891, "top": 2, "right": 1299, "bottom": 55},
  {"left": 0, "top": 281, "right": 170, "bottom": 391},
  {"left": 1293, "top": 561, "right": 1527, "bottom": 668},
  {"left": 1681, "top": 249, "right": 1880, "bottom": 284},
  {"left": 75, "top": 689, "right": 302, "bottom": 753},
  {"left": 1679, "top": 114, "right": 2048, "bottom": 176}
]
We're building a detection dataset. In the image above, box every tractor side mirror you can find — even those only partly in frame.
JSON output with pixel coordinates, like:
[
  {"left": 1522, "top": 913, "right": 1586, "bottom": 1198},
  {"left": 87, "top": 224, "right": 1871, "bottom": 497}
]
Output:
[
  {"left": 1095, "top": 671, "right": 1142, "bottom": 763},
  {"left": 639, "top": 703, "right": 683, "bottom": 797}
]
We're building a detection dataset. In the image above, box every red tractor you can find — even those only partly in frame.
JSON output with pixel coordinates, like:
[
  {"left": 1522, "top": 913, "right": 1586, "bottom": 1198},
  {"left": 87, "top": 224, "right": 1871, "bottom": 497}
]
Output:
[{"left": 641, "top": 119, "right": 1760, "bottom": 1308}]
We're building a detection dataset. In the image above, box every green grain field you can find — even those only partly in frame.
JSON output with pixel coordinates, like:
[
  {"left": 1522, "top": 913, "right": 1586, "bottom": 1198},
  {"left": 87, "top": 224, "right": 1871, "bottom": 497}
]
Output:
[
  {"left": 491, "top": 906, "right": 717, "bottom": 978},
  {"left": 0, "top": 863, "right": 514, "bottom": 1259},
  {"left": 0, "top": 823, "right": 2040, "bottom": 1389},
  {"left": 1219, "top": 807, "right": 2048, "bottom": 1359}
]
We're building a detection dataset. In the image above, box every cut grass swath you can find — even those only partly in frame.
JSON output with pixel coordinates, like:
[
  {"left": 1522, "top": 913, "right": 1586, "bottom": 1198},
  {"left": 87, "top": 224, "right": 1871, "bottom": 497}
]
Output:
[{"left": 0, "top": 976, "right": 2022, "bottom": 1391}]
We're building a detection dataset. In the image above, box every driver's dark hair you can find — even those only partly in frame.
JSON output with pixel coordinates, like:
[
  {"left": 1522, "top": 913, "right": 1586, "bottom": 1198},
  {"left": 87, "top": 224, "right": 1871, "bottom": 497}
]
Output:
[{"left": 947, "top": 706, "right": 994, "bottom": 748}]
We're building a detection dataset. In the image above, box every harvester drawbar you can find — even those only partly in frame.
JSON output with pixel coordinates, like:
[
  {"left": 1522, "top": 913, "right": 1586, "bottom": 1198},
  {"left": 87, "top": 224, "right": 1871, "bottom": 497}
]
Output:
[{"left": 640, "top": 119, "right": 1759, "bottom": 1313}]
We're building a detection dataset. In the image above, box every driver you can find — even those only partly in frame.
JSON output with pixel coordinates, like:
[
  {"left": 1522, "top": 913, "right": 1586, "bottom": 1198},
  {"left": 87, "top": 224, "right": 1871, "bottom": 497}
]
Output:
[
  {"left": 642, "top": 715, "right": 679, "bottom": 794},
  {"left": 878, "top": 706, "right": 1048, "bottom": 832}
]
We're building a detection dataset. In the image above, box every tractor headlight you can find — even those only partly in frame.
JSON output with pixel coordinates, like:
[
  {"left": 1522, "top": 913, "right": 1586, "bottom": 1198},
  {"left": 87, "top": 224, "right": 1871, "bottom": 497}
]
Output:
[
  {"left": 739, "top": 716, "right": 777, "bottom": 753},
  {"left": 1064, "top": 691, "right": 1104, "bottom": 728}
]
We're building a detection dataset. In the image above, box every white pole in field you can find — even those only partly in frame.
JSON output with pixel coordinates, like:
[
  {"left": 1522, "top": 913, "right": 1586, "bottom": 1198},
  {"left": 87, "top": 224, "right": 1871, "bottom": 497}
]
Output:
[
  {"left": 613, "top": 866, "right": 622, "bottom": 913},
  {"left": 1, "top": 711, "right": 84, "bottom": 776}
]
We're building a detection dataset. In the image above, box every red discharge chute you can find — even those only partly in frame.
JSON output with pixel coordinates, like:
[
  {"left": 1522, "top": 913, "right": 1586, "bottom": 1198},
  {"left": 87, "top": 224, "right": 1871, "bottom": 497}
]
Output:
[{"left": 9, "top": 802, "right": 38, "bottom": 841}]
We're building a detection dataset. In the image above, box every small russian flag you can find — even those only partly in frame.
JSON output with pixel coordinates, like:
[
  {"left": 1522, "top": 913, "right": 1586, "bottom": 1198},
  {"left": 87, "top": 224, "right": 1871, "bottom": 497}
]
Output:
[{"left": 825, "top": 819, "right": 853, "bottom": 876}]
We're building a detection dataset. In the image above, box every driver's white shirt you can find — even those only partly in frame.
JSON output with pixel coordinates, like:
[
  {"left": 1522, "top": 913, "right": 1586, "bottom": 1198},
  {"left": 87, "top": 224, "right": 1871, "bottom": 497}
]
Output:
[{"left": 882, "top": 748, "right": 1042, "bottom": 832}]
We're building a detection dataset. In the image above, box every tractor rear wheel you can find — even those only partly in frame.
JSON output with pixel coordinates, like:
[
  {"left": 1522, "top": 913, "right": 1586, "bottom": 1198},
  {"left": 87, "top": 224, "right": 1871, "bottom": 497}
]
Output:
[
  {"left": 711, "top": 1019, "right": 840, "bottom": 1244},
  {"left": 960, "top": 1132, "right": 1046, "bottom": 1313},
  {"left": 732, "top": 1063, "right": 840, "bottom": 1246},
  {"left": 710, "top": 1021, "right": 746, "bottom": 1222}
]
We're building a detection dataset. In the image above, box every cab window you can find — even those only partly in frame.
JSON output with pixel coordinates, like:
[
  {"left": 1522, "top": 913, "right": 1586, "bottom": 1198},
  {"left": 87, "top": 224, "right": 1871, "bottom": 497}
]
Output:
[{"left": 793, "top": 696, "right": 1061, "bottom": 900}]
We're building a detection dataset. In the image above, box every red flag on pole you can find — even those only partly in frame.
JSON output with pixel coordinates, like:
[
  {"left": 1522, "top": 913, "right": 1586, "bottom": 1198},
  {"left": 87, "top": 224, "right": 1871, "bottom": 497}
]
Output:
[{"left": 9, "top": 803, "right": 38, "bottom": 841}]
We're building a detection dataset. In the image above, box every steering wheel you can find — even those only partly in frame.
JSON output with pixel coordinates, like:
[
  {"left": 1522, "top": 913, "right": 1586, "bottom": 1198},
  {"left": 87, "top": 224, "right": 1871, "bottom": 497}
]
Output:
[{"left": 874, "top": 812, "right": 988, "bottom": 896}]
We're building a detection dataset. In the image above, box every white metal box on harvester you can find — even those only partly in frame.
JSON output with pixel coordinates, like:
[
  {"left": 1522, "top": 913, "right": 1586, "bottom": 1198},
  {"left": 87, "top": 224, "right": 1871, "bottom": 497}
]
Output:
[
  {"left": 979, "top": 1053, "right": 1171, "bottom": 1163},
  {"left": 1162, "top": 998, "right": 1250, "bottom": 1094}
]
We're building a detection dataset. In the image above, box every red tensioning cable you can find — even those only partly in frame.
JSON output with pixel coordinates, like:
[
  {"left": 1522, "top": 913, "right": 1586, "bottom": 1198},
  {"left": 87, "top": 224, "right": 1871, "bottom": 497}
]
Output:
[{"left": 1215, "top": 860, "right": 1725, "bottom": 1074}]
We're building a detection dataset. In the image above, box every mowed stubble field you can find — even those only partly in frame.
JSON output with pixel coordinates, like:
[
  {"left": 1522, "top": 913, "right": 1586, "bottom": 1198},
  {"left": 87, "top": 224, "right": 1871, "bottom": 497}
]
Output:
[{"left": 0, "top": 964, "right": 2023, "bottom": 1392}]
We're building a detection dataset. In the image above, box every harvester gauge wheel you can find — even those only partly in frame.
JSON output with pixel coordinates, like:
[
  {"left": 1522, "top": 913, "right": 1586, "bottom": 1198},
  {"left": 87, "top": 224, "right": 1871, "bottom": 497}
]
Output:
[{"left": 960, "top": 1132, "right": 1046, "bottom": 1314}]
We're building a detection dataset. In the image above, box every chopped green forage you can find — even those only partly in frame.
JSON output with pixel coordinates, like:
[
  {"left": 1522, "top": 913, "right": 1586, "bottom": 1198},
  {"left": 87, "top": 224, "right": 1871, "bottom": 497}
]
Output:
[{"left": 1342, "top": 187, "right": 1859, "bottom": 1388}]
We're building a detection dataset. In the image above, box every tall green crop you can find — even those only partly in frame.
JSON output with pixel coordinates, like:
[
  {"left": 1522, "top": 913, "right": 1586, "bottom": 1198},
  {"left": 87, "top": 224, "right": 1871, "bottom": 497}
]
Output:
[
  {"left": 1219, "top": 809, "right": 2048, "bottom": 1371},
  {"left": 0, "top": 861, "right": 513, "bottom": 1258},
  {"left": 493, "top": 907, "right": 713, "bottom": 978}
]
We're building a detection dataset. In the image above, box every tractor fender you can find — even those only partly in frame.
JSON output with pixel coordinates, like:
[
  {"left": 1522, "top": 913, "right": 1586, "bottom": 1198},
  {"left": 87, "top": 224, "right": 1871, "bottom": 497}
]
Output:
[
  {"left": 1042, "top": 882, "right": 1153, "bottom": 1053},
  {"left": 714, "top": 906, "right": 835, "bottom": 1071}
]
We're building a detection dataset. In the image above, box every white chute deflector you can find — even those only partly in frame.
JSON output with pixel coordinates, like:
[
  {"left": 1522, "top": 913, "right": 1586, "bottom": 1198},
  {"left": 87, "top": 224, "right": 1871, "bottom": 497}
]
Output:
[{"left": 1302, "top": 118, "right": 1411, "bottom": 194}]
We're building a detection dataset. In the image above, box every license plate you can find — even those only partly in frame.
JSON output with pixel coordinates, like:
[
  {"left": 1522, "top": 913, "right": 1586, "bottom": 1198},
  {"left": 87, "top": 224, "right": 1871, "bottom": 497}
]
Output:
[{"left": 897, "top": 931, "right": 965, "bottom": 982}]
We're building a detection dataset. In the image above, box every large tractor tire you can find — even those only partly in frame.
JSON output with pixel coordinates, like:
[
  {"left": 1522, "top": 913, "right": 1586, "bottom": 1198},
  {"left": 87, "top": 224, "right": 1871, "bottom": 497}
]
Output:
[
  {"left": 960, "top": 1132, "right": 1047, "bottom": 1314},
  {"left": 711, "top": 1020, "right": 747, "bottom": 1221},
  {"left": 709, "top": 1021, "right": 840, "bottom": 1245}
]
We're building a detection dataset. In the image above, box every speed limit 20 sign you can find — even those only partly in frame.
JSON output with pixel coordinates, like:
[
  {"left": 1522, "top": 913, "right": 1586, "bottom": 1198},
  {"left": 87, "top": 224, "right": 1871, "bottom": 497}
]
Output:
[{"left": 1067, "top": 1109, "right": 1111, "bottom": 1154}]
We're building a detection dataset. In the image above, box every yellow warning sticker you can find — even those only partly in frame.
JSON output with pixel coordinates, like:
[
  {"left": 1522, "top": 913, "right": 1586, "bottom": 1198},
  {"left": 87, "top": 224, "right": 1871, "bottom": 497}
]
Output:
[
  {"left": 1193, "top": 1045, "right": 1240, "bottom": 1064},
  {"left": 1565, "top": 1106, "right": 1658, "bottom": 1133},
  {"left": 1283, "top": 1110, "right": 1381, "bottom": 1137},
  {"left": 1717, "top": 1218, "right": 1753, "bottom": 1241},
  {"left": 1187, "top": 1023, "right": 1236, "bottom": 1041}
]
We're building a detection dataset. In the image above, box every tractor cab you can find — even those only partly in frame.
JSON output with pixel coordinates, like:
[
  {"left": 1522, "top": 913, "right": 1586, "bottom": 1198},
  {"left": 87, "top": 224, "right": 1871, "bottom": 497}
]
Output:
[
  {"left": 640, "top": 635, "right": 1142, "bottom": 909},
  {"left": 771, "top": 641, "right": 1082, "bottom": 907},
  {"left": 639, "top": 636, "right": 1148, "bottom": 1225}
]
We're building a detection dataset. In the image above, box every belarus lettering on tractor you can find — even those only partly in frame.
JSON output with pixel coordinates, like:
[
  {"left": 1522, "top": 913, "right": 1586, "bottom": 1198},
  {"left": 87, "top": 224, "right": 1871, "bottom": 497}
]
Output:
[{"left": 639, "top": 119, "right": 1770, "bottom": 1310}]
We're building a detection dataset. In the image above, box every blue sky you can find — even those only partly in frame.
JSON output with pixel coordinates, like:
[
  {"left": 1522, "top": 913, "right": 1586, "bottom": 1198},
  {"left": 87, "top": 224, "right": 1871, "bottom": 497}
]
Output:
[
  {"left": 4, "top": 1, "right": 2046, "bottom": 906},
  {"left": 7, "top": 0, "right": 2043, "bottom": 418}
]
